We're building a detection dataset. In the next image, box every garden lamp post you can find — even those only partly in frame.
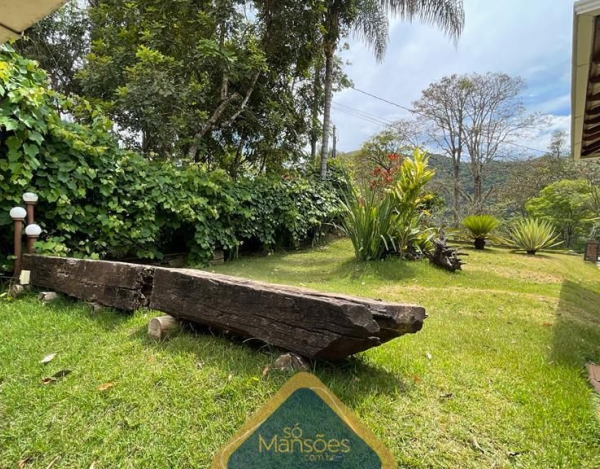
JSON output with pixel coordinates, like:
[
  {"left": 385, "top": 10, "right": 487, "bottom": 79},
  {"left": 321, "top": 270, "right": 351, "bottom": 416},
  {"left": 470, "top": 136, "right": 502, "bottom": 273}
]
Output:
[
  {"left": 22, "top": 192, "right": 38, "bottom": 225},
  {"left": 25, "top": 224, "right": 42, "bottom": 254},
  {"left": 9, "top": 206, "right": 27, "bottom": 277}
]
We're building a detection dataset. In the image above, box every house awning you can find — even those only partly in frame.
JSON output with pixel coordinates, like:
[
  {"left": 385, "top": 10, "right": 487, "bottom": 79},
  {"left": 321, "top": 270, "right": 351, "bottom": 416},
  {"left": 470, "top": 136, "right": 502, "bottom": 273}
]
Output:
[
  {"left": 0, "top": 0, "right": 67, "bottom": 44},
  {"left": 573, "top": 0, "right": 600, "bottom": 160}
]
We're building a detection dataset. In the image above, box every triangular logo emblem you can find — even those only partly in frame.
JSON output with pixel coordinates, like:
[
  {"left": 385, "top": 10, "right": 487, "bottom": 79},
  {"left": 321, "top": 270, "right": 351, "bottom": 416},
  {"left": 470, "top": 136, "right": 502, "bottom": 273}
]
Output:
[{"left": 212, "top": 372, "right": 396, "bottom": 468}]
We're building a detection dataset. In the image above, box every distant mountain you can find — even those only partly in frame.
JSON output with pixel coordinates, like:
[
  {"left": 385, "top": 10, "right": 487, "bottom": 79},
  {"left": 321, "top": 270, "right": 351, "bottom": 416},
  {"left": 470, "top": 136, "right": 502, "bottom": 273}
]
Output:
[
  {"left": 336, "top": 150, "right": 515, "bottom": 200},
  {"left": 426, "top": 153, "right": 514, "bottom": 201}
]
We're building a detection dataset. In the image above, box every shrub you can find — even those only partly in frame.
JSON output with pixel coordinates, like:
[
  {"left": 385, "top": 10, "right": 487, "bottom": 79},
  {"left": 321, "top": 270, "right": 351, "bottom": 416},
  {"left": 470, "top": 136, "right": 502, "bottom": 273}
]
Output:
[
  {"left": 506, "top": 218, "right": 561, "bottom": 255},
  {"left": 462, "top": 215, "right": 501, "bottom": 250},
  {"left": 0, "top": 47, "right": 342, "bottom": 271},
  {"left": 340, "top": 187, "right": 398, "bottom": 261},
  {"left": 341, "top": 149, "right": 435, "bottom": 261}
]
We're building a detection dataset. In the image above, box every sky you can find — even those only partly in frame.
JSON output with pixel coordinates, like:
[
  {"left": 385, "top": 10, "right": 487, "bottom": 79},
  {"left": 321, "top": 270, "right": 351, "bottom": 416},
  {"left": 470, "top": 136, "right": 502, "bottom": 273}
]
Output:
[{"left": 333, "top": 0, "right": 574, "bottom": 156}]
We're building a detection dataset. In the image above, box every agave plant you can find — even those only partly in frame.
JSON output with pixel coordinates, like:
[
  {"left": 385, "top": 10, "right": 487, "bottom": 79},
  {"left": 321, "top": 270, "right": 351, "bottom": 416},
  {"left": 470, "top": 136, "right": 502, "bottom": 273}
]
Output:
[
  {"left": 507, "top": 218, "right": 561, "bottom": 255},
  {"left": 462, "top": 215, "right": 501, "bottom": 250}
]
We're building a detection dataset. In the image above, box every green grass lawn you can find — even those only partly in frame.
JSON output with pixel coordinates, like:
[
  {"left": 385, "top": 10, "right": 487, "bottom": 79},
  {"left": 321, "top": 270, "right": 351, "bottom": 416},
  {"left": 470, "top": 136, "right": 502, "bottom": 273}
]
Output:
[{"left": 1, "top": 239, "right": 599, "bottom": 468}]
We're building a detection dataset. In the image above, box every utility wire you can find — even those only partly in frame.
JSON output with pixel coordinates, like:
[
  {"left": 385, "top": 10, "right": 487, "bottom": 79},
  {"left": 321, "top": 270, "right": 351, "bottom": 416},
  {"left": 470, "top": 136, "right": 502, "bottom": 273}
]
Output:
[
  {"left": 331, "top": 104, "right": 391, "bottom": 128},
  {"left": 348, "top": 86, "right": 548, "bottom": 155},
  {"left": 333, "top": 102, "right": 396, "bottom": 125},
  {"left": 349, "top": 86, "right": 415, "bottom": 114}
]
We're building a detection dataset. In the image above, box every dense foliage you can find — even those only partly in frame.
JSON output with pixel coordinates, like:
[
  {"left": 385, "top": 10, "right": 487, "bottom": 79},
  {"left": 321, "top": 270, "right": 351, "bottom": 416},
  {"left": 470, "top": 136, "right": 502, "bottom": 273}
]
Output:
[
  {"left": 526, "top": 179, "right": 596, "bottom": 250},
  {"left": 0, "top": 47, "right": 343, "bottom": 271},
  {"left": 14, "top": 0, "right": 351, "bottom": 175},
  {"left": 341, "top": 149, "right": 435, "bottom": 261}
]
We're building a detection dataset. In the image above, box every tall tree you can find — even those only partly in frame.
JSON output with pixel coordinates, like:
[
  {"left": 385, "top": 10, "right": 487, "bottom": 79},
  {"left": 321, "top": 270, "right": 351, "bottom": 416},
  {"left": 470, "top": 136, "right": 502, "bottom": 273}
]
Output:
[
  {"left": 319, "top": 0, "right": 465, "bottom": 179},
  {"left": 13, "top": 0, "right": 90, "bottom": 96},
  {"left": 72, "top": 0, "right": 326, "bottom": 171},
  {"left": 418, "top": 72, "right": 540, "bottom": 214},
  {"left": 413, "top": 74, "right": 470, "bottom": 224},
  {"left": 548, "top": 129, "right": 569, "bottom": 159},
  {"left": 526, "top": 180, "right": 595, "bottom": 249}
]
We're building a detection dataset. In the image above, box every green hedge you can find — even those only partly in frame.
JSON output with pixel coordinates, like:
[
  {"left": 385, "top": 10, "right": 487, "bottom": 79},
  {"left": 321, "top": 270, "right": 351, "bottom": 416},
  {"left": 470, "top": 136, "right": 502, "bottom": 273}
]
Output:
[{"left": 0, "top": 46, "right": 343, "bottom": 270}]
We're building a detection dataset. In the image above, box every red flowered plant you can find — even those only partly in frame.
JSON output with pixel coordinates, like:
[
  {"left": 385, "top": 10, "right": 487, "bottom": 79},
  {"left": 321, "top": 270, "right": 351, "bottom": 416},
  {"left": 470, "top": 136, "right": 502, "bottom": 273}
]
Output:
[{"left": 369, "top": 153, "right": 404, "bottom": 191}]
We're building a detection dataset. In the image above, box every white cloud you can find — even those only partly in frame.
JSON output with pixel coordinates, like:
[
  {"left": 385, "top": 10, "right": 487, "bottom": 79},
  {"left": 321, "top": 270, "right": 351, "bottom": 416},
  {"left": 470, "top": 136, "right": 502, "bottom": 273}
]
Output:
[{"left": 333, "top": 0, "right": 574, "bottom": 154}]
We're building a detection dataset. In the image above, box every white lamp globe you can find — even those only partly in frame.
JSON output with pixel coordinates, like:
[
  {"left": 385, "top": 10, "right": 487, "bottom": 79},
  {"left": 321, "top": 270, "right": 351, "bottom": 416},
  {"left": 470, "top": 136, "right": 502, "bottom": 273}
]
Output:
[
  {"left": 25, "top": 224, "right": 42, "bottom": 237},
  {"left": 23, "top": 192, "right": 39, "bottom": 203},
  {"left": 9, "top": 207, "right": 27, "bottom": 220}
]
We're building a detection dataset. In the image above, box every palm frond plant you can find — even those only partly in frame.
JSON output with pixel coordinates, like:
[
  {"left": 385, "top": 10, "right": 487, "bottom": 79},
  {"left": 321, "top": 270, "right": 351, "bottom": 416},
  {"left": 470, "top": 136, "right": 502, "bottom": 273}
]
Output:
[
  {"left": 462, "top": 214, "right": 501, "bottom": 250},
  {"left": 506, "top": 218, "right": 561, "bottom": 255},
  {"left": 319, "top": 0, "right": 465, "bottom": 177}
]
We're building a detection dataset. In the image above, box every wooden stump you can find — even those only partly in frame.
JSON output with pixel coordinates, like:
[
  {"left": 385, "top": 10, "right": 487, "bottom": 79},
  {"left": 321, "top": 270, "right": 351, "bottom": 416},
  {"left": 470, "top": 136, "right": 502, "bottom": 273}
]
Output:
[
  {"left": 148, "top": 316, "right": 180, "bottom": 340},
  {"left": 39, "top": 291, "right": 59, "bottom": 303},
  {"left": 429, "top": 234, "right": 466, "bottom": 272},
  {"left": 8, "top": 284, "right": 25, "bottom": 299}
]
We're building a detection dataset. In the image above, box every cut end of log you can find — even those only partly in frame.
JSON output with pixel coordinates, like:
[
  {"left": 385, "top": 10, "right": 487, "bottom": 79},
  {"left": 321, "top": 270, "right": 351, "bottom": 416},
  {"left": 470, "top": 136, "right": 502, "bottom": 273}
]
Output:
[
  {"left": 39, "top": 292, "right": 59, "bottom": 303},
  {"left": 148, "top": 316, "right": 180, "bottom": 341},
  {"left": 8, "top": 284, "right": 25, "bottom": 299}
]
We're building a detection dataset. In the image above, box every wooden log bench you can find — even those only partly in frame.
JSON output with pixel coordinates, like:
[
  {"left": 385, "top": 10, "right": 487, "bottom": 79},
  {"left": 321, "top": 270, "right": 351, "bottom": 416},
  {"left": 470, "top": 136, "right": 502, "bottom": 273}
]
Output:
[{"left": 23, "top": 255, "right": 427, "bottom": 360}]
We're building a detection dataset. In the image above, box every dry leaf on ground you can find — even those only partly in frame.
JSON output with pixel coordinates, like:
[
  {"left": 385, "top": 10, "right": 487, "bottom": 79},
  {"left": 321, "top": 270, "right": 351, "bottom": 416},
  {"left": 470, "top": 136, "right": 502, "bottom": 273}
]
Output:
[
  {"left": 98, "top": 382, "right": 115, "bottom": 391},
  {"left": 40, "top": 353, "right": 57, "bottom": 365},
  {"left": 41, "top": 370, "right": 72, "bottom": 385}
]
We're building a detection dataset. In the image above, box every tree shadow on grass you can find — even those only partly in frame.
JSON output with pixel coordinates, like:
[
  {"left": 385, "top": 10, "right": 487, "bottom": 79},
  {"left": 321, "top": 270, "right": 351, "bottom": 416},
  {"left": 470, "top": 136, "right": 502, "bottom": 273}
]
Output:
[
  {"left": 36, "top": 293, "right": 133, "bottom": 332},
  {"left": 133, "top": 320, "right": 411, "bottom": 404},
  {"left": 551, "top": 280, "right": 600, "bottom": 367},
  {"left": 330, "top": 258, "right": 422, "bottom": 283}
]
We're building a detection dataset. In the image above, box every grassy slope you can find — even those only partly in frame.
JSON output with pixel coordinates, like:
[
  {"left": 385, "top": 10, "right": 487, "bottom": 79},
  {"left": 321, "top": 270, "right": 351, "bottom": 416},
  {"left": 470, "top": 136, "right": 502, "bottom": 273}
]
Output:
[{"left": 1, "top": 240, "right": 599, "bottom": 468}]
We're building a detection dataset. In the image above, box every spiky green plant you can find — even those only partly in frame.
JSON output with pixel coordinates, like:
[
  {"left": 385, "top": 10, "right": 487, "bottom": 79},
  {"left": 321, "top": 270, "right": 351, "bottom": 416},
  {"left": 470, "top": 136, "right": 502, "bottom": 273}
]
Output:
[
  {"left": 462, "top": 215, "right": 501, "bottom": 250},
  {"left": 341, "top": 149, "right": 436, "bottom": 261},
  {"left": 340, "top": 187, "right": 398, "bottom": 261},
  {"left": 507, "top": 218, "right": 561, "bottom": 255}
]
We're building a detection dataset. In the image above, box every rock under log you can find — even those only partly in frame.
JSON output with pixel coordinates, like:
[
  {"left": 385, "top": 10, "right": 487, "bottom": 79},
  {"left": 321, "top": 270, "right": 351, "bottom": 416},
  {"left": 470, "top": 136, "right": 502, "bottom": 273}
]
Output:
[
  {"left": 23, "top": 255, "right": 427, "bottom": 360},
  {"left": 23, "top": 255, "right": 154, "bottom": 311}
]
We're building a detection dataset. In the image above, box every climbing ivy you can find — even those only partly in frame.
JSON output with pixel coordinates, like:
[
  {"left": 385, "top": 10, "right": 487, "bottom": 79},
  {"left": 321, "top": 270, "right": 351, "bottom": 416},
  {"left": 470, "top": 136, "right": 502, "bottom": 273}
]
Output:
[{"left": 0, "top": 46, "right": 342, "bottom": 271}]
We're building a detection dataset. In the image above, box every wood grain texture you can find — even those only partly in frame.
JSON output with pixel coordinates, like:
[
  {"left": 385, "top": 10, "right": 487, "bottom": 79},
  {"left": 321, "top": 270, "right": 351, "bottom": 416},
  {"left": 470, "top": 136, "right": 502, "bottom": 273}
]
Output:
[
  {"left": 23, "top": 255, "right": 427, "bottom": 359},
  {"left": 150, "top": 268, "right": 426, "bottom": 359},
  {"left": 23, "top": 255, "right": 154, "bottom": 311}
]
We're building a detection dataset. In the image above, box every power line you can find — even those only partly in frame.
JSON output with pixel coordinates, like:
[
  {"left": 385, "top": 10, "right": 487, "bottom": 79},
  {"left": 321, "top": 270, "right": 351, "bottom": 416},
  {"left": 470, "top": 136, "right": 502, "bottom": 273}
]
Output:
[
  {"left": 331, "top": 104, "right": 391, "bottom": 128},
  {"left": 503, "top": 141, "right": 547, "bottom": 154},
  {"left": 332, "top": 107, "right": 389, "bottom": 127},
  {"left": 333, "top": 102, "right": 395, "bottom": 125},
  {"left": 348, "top": 86, "right": 548, "bottom": 155},
  {"left": 349, "top": 86, "right": 415, "bottom": 113}
]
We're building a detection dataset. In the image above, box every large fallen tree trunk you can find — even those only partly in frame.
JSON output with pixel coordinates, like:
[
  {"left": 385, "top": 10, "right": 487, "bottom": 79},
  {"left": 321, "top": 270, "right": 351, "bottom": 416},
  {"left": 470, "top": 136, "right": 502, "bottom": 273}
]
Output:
[{"left": 23, "top": 255, "right": 427, "bottom": 360}]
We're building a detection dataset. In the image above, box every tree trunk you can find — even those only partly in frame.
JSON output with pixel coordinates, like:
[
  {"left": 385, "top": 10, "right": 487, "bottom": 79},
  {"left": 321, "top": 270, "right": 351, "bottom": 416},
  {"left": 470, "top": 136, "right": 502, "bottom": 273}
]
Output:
[
  {"left": 320, "top": 43, "right": 335, "bottom": 179},
  {"left": 310, "top": 59, "right": 322, "bottom": 163},
  {"left": 453, "top": 116, "right": 464, "bottom": 225},
  {"left": 453, "top": 156, "right": 461, "bottom": 225},
  {"left": 473, "top": 167, "right": 483, "bottom": 214}
]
